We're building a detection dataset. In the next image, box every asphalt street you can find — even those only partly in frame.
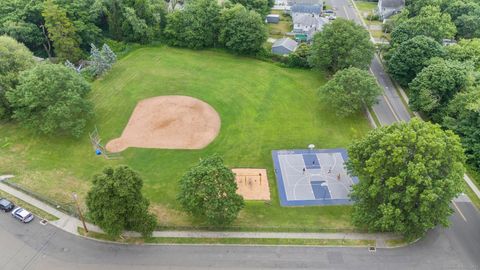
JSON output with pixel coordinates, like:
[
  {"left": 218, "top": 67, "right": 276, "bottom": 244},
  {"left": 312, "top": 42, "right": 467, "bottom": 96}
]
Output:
[
  {"left": 0, "top": 211, "right": 479, "bottom": 270},
  {"left": 327, "top": 0, "right": 411, "bottom": 125}
]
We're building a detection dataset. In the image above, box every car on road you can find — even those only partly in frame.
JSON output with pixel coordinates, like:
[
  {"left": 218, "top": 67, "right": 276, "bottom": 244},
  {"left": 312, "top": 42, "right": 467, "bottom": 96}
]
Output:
[
  {"left": 0, "top": 198, "right": 15, "bottom": 212},
  {"left": 11, "top": 207, "right": 34, "bottom": 223}
]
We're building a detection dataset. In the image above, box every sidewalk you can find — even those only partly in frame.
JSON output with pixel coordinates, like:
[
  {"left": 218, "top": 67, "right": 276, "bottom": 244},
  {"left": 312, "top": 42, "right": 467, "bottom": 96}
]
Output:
[{"left": 0, "top": 175, "right": 399, "bottom": 247}]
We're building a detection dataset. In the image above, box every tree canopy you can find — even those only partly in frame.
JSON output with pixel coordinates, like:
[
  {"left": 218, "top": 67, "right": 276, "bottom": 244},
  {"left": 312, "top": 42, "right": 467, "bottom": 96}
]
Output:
[
  {"left": 319, "top": 67, "right": 381, "bottom": 117},
  {"left": 86, "top": 165, "right": 158, "bottom": 237},
  {"left": 219, "top": 5, "right": 267, "bottom": 54},
  {"left": 7, "top": 63, "right": 93, "bottom": 138},
  {"left": 387, "top": 35, "right": 445, "bottom": 87},
  {"left": 229, "top": 0, "right": 270, "bottom": 17},
  {"left": 444, "top": 87, "right": 480, "bottom": 170},
  {"left": 409, "top": 59, "right": 471, "bottom": 122},
  {"left": 164, "top": 0, "right": 220, "bottom": 49},
  {"left": 0, "top": 35, "right": 35, "bottom": 119},
  {"left": 447, "top": 38, "right": 480, "bottom": 68},
  {"left": 42, "top": 0, "right": 83, "bottom": 62},
  {"left": 347, "top": 118, "right": 465, "bottom": 240},
  {"left": 309, "top": 18, "right": 374, "bottom": 72},
  {"left": 178, "top": 154, "right": 244, "bottom": 226}
]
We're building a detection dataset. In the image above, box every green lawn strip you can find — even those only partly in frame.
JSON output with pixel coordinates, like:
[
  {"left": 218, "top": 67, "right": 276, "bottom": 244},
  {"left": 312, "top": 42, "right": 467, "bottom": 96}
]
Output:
[
  {"left": 385, "top": 238, "right": 410, "bottom": 247},
  {"left": 367, "top": 107, "right": 381, "bottom": 127},
  {"left": 78, "top": 228, "right": 374, "bottom": 246},
  {"left": 464, "top": 186, "right": 480, "bottom": 210},
  {"left": 355, "top": 1, "right": 378, "bottom": 13},
  {"left": 0, "top": 190, "right": 59, "bottom": 221},
  {"left": 0, "top": 46, "right": 371, "bottom": 231}
]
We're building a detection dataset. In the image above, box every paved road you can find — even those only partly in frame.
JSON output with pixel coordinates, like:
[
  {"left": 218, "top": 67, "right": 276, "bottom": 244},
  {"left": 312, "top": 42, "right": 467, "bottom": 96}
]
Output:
[
  {"left": 1, "top": 211, "right": 479, "bottom": 270},
  {"left": 327, "top": 0, "right": 411, "bottom": 125}
]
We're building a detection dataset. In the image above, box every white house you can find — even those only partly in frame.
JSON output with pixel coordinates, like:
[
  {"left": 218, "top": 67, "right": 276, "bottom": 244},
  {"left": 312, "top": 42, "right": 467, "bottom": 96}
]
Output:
[
  {"left": 377, "top": 0, "right": 405, "bottom": 19},
  {"left": 292, "top": 13, "right": 329, "bottom": 41}
]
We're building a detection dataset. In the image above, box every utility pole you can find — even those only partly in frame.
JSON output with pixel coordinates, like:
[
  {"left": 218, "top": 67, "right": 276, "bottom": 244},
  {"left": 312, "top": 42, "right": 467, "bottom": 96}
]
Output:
[{"left": 72, "top": 193, "right": 88, "bottom": 233}]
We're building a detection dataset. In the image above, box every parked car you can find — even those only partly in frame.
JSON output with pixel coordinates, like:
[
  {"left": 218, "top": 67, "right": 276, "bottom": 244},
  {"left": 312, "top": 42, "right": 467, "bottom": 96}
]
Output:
[
  {"left": 0, "top": 198, "right": 15, "bottom": 212},
  {"left": 11, "top": 207, "right": 34, "bottom": 223}
]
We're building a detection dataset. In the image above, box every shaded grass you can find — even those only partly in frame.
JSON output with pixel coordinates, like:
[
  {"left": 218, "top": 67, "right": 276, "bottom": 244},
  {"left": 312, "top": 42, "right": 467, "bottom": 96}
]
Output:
[
  {"left": 0, "top": 46, "right": 371, "bottom": 231},
  {"left": 78, "top": 228, "right": 374, "bottom": 246},
  {"left": 0, "top": 190, "right": 58, "bottom": 221}
]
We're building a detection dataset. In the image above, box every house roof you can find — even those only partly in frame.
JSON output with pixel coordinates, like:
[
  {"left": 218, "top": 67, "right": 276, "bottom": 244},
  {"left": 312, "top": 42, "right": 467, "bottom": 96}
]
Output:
[
  {"left": 291, "top": 4, "right": 322, "bottom": 14},
  {"left": 272, "top": 38, "right": 298, "bottom": 51},
  {"left": 288, "top": 0, "right": 322, "bottom": 5},
  {"left": 293, "top": 13, "right": 319, "bottom": 26},
  {"left": 379, "top": 0, "right": 405, "bottom": 9}
]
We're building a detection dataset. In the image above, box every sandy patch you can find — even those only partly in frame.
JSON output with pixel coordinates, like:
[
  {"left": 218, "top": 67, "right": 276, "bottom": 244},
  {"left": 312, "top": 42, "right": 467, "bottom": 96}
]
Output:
[
  {"left": 233, "top": 168, "right": 270, "bottom": 201},
  {"left": 106, "top": 96, "right": 221, "bottom": 152}
]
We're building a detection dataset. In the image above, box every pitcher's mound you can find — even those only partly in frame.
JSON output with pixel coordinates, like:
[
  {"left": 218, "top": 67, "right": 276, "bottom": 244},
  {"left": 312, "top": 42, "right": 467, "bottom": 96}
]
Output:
[{"left": 106, "top": 96, "right": 221, "bottom": 152}]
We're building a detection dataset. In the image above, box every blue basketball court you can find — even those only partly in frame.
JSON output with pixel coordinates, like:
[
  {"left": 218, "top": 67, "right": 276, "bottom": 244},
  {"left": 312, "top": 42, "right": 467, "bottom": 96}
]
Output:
[{"left": 272, "top": 149, "right": 358, "bottom": 206}]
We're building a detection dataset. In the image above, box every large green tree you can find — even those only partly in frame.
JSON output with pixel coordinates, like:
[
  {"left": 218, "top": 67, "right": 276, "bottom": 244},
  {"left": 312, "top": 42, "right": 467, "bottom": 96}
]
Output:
[
  {"left": 405, "top": 0, "right": 444, "bottom": 16},
  {"left": 444, "top": 87, "right": 480, "bottom": 170},
  {"left": 447, "top": 38, "right": 480, "bottom": 68},
  {"left": 230, "top": 0, "right": 269, "bottom": 17},
  {"left": 319, "top": 67, "right": 381, "bottom": 117},
  {"left": 387, "top": 35, "right": 445, "bottom": 87},
  {"left": 219, "top": 4, "right": 267, "bottom": 54},
  {"left": 347, "top": 118, "right": 465, "bottom": 240},
  {"left": 164, "top": 0, "right": 220, "bottom": 49},
  {"left": 42, "top": 0, "right": 83, "bottom": 62},
  {"left": 409, "top": 59, "right": 471, "bottom": 122},
  {"left": 309, "top": 18, "right": 374, "bottom": 72},
  {"left": 0, "top": 36, "right": 35, "bottom": 119},
  {"left": 86, "top": 166, "right": 157, "bottom": 237},
  {"left": 100, "top": 0, "right": 166, "bottom": 43},
  {"left": 7, "top": 64, "right": 93, "bottom": 138},
  {"left": 391, "top": 5, "right": 456, "bottom": 45},
  {"left": 178, "top": 155, "right": 244, "bottom": 226}
]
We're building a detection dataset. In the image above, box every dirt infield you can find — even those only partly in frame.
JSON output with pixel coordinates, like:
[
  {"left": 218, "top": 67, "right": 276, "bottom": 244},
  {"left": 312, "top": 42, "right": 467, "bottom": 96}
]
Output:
[
  {"left": 106, "top": 96, "right": 221, "bottom": 152},
  {"left": 232, "top": 168, "right": 270, "bottom": 201}
]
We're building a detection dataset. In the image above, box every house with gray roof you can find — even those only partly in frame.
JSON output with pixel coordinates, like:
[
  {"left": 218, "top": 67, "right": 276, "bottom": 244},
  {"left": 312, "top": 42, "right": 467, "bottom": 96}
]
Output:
[
  {"left": 290, "top": 3, "right": 323, "bottom": 15},
  {"left": 292, "top": 13, "right": 329, "bottom": 40},
  {"left": 377, "top": 0, "right": 405, "bottom": 19},
  {"left": 271, "top": 38, "right": 298, "bottom": 55}
]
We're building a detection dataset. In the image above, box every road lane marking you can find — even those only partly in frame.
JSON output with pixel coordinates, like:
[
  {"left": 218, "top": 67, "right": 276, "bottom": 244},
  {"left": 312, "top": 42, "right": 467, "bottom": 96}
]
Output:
[
  {"left": 343, "top": 6, "right": 350, "bottom": 19},
  {"left": 369, "top": 67, "right": 400, "bottom": 122},
  {"left": 452, "top": 200, "right": 467, "bottom": 223}
]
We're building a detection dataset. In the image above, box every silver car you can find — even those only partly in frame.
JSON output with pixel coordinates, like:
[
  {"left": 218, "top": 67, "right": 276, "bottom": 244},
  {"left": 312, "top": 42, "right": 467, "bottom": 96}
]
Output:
[{"left": 11, "top": 207, "right": 34, "bottom": 223}]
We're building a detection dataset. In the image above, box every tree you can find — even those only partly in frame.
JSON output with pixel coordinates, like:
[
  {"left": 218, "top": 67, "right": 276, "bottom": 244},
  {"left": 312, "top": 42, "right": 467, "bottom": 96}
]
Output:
[
  {"left": 319, "top": 67, "right": 381, "bottom": 117},
  {"left": 42, "top": 0, "right": 83, "bottom": 62},
  {"left": 87, "top": 43, "right": 117, "bottom": 77},
  {"left": 164, "top": 0, "right": 221, "bottom": 49},
  {"left": 287, "top": 43, "right": 312, "bottom": 68},
  {"left": 387, "top": 35, "right": 445, "bottom": 87},
  {"left": 347, "top": 118, "right": 465, "bottom": 240},
  {"left": 101, "top": 0, "right": 166, "bottom": 43},
  {"left": 230, "top": 0, "right": 269, "bottom": 17},
  {"left": 405, "top": 0, "right": 444, "bottom": 16},
  {"left": 444, "top": 87, "right": 480, "bottom": 170},
  {"left": 178, "top": 155, "right": 244, "bottom": 226},
  {"left": 0, "top": 36, "right": 35, "bottom": 119},
  {"left": 391, "top": 5, "right": 456, "bottom": 45},
  {"left": 447, "top": 38, "right": 480, "bottom": 68},
  {"left": 219, "top": 5, "right": 267, "bottom": 54},
  {"left": 6, "top": 64, "right": 93, "bottom": 138},
  {"left": 309, "top": 18, "right": 374, "bottom": 72},
  {"left": 455, "top": 13, "right": 480, "bottom": 39},
  {"left": 408, "top": 59, "right": 471, "bottom": 122},
  {"left": 86, "top": 166, "right": 157, "bottom": 237}
]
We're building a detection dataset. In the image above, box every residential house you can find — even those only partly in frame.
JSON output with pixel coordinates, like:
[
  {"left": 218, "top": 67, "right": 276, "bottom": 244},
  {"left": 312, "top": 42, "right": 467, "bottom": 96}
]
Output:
[
  {"left": 271, "top": 38, "right": 298, "bottom": 55},
  {"left": 290, "top": 3, "right": 322, "bottom": 15},
  {"left": 292, "top": 13, "right": 329, "bottom": 41},
  {"left": 377, "top": 0, "right": 405, "bottom": 19}
]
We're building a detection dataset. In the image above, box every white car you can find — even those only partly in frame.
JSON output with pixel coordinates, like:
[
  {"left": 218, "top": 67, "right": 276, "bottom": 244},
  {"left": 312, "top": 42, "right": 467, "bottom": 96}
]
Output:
[{"left": 11, "top": 207, "right": 34, "bottom": 223}]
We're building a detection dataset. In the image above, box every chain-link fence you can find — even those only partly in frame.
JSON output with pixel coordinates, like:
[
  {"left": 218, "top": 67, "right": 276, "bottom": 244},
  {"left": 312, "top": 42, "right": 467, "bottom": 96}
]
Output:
[{"left": 3, "top": 179, "right": 78, "bottom": 218}]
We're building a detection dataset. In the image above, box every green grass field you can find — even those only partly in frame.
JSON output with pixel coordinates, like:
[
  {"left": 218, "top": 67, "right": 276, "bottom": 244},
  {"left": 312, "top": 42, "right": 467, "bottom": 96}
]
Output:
[{"left": 0, "top": 46, "right": 371, "bottom": 231}]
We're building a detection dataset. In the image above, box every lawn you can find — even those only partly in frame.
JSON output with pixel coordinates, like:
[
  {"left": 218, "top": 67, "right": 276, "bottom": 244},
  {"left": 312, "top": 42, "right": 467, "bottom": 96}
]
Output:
[
  {"left": 268, "top": 11, "right": 292, "bottom": 39},
  {"left": 355, "top": 1, "right": 378, "bottom": 14},
  {"left": 0, "top": 46, "right": 371, "bottom": 231}
]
